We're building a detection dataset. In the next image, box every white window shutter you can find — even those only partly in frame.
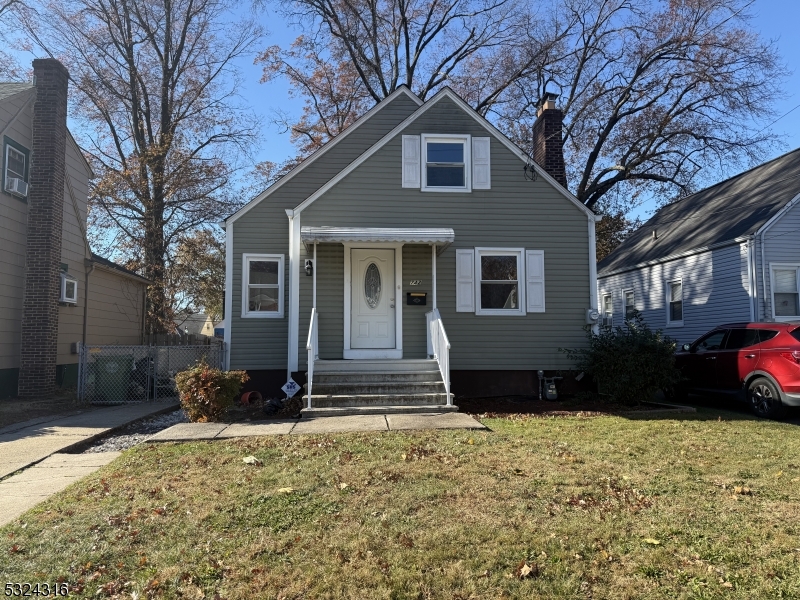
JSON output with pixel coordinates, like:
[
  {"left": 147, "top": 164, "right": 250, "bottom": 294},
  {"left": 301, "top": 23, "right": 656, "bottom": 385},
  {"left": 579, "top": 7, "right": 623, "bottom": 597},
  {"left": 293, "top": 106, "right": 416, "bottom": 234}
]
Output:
[
  {"left": 526, "top": 250, "right": 545, "bottom": 313},
  {"left": 456, "top": 249, "right": 475, "bottom": 312},
  {"left": 402, "top": 135, "right": 421, "bottom": 188},
  {"left": 472, "top": 137, "right": 491, "bottom": 189}
]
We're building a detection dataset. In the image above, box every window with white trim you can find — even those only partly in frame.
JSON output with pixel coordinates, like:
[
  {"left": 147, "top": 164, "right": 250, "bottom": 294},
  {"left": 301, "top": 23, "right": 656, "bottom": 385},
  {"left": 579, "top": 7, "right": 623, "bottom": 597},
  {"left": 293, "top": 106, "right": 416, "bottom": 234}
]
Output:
[
  {"left": 623, "top": 289, "right": 635, "bottom": 321},
  {"left": 601, "top": 293, "right": 613, "bottom": 327},
  {"left": 666, "top": 280, "right": 683, "bottom": 326},
  {"left": 242, "top": 254, "right": 284, "bottom": 318},
  {"left": 59, "top": 272, "right": 78, "bottom": 304},
  {"left": 421, "top": 134, "right": 471, "bottom": 192},
  {"left": 3, "top": 137, "right": 29, "bottom": 198},
  {"left": 771, "top": 264, "right": 800, "bottom": 319}
]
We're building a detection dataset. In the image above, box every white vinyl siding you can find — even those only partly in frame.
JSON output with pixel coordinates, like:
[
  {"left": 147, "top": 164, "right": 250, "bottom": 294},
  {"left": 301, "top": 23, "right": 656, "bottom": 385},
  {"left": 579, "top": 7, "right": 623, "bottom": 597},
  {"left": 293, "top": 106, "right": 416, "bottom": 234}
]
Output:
[
  {"left": 525, "top": 249, "right": 545, "bottom": 312},
  {"left": 770, "top": 264, "right": 800, "bottom": 319},
  {"left": 455, "top": 249, "right": 475, "bottom": 312},
  {"left": 401, "top": 135, "right": 420, "bottom": 188},
  {"left": 242, "top": 254, "right": 284, "bottom": 318},
  {"left": 471, "top": 137, "right": 491, "bottom": 189}
]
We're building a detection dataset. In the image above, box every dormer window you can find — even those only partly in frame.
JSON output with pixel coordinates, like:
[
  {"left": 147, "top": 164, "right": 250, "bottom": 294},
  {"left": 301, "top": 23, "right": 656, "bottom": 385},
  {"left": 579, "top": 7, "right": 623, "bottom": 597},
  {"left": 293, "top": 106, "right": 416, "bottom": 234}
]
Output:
[{"left": 421, "top": 134, "right": 471, "bottom": 192}]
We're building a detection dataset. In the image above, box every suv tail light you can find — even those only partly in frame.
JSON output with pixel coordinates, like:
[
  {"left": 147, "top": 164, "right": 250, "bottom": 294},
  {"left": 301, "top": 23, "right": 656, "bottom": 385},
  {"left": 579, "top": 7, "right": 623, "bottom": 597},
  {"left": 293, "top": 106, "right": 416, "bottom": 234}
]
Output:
[{"left": 780, "top": 351, "right": 800, "bottom": 364}]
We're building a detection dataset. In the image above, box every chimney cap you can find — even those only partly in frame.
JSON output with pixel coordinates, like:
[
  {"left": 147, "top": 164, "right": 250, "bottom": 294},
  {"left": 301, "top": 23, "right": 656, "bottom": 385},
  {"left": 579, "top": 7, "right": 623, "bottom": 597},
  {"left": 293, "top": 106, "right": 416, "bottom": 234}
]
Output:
[{"left": 543, "top": 91, "right": 559, "bottom": 103}]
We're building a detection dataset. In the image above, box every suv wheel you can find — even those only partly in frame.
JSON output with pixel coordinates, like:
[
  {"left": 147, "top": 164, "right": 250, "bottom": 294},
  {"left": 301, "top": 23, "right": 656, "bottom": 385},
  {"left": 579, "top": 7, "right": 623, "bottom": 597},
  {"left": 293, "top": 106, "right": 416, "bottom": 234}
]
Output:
[{"left": 747, "top": 377, "right": 785, "bottom": 419}]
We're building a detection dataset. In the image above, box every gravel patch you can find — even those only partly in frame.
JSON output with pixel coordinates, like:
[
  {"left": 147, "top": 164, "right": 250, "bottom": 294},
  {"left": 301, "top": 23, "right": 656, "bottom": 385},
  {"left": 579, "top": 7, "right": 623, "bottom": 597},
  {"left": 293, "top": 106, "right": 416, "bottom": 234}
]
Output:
[{"left": 81, "top": 410, "right": 188, "bottom": 453}]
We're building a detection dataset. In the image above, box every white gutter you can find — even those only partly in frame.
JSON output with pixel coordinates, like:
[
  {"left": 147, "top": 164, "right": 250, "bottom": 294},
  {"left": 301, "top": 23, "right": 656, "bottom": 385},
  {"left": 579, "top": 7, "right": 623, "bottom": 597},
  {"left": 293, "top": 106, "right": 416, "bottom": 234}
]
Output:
[
  {"left": 588, "top": 215, "right": 601, "bottom": 334},
  {"left": 224, "top": 218, "right": 233, "bottom": 369}
]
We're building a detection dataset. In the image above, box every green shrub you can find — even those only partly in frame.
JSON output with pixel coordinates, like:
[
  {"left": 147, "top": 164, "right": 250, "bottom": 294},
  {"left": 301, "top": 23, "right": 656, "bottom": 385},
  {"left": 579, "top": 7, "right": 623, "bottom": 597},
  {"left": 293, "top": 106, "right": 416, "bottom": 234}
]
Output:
[
  {"left": 560, "top": 313, "right": 681, "bottom": 405},
  {"left": 174, "top": 359, "right": 249, "bottom": 422}
]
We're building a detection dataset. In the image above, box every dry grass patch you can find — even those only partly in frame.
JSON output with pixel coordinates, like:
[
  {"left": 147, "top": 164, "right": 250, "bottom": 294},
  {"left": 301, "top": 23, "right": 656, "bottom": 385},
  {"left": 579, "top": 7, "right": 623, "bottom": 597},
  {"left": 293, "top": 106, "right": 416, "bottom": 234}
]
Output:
[{"left": 3, "top": 410, "right": 800, "bottom": 599}]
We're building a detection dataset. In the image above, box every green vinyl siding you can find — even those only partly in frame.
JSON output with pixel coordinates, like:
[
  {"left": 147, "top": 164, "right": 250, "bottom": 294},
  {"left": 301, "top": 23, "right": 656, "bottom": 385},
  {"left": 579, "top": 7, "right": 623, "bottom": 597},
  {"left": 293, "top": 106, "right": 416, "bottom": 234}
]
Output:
[
  {"left": 401, "top": 245, "right": 431, "bottom": 359},
  {"left": 301, "top": 97, "right": 591, "bottom": 370},
  {"left": 229, "top": 93, "right": 420, "bottom": 371}
]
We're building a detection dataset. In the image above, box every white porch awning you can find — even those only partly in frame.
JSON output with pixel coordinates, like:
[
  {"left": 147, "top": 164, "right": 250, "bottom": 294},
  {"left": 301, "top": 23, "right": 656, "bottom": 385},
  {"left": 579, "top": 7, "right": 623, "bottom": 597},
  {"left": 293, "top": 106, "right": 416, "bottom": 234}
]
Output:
[{"left": 301, "top": 226, "right": 454, "bottom": 253}]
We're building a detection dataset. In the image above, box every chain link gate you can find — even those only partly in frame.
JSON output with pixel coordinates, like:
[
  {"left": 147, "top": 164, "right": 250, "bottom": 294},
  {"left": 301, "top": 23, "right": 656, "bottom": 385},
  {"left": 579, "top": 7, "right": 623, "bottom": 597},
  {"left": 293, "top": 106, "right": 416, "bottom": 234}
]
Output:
[{"left": 77, "top": 344, "right": 225, "bottom": 404}]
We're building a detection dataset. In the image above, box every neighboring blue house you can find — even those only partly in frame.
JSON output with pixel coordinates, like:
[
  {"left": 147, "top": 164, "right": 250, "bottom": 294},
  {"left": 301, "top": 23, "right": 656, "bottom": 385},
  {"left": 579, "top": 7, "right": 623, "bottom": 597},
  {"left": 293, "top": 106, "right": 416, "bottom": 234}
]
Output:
[{"left": 597, "top": 149, "right": 800, "bottom": 345}]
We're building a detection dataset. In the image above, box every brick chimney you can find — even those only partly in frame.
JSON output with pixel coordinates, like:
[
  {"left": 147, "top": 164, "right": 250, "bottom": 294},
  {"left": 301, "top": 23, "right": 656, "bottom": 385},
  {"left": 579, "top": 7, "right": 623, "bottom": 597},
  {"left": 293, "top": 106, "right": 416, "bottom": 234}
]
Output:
[
  {"left": 532, "top": 92, "right": 567, "bottom": 189},
  {"left": 18, "top": 59, "right": 69, "bottom": 398}
]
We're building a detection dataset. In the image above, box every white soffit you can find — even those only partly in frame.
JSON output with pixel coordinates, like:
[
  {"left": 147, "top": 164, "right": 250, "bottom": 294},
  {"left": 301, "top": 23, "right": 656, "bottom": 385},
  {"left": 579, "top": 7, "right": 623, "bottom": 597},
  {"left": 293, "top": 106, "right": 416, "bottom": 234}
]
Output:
[{"left": 301, "top": 226, "right": 454, "bottom": 253}]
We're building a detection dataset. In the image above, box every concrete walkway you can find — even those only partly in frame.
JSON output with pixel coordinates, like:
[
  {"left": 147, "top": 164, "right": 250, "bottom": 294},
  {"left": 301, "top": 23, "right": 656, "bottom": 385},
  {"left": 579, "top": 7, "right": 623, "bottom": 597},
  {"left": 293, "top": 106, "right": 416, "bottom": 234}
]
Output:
[
  {"left": 148, "top": 412, "right": 487, "bottom": 442},
  {"left": 0, "top": 452, "right": 121, "bottom": 526},
  {"left": 0, "top": 402, "right": 178, "bottom": 479}
]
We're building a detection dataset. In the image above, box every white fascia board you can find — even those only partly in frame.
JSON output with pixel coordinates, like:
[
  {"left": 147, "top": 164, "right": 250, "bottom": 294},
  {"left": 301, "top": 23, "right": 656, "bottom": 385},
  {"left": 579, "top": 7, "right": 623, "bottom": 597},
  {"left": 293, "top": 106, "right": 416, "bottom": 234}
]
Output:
[
  {"left": 292, "top": 86, "right": 598, "bottom": 220},
  {"left": 754, "top": 192, "right": 800, "bottom": 238},
  {"left": 226, "top": 86, "right": 422, "bottom": 225},
  {"left": 597, "top": 236, "right": 751, "bottom": 279}
]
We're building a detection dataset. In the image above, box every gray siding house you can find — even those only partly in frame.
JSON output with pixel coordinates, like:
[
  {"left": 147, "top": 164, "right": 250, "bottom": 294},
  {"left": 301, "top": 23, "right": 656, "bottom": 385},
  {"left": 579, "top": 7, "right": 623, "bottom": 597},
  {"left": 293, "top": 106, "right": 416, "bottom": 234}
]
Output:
[
  {"left": 597, "top": 149, "right": 800, "bottom": 345},
  {"left": 0, "top": 60, "right": 149, "bottom": 399},
  {"left": 224, "top": 87, "right": 600, "bottom": 411}
]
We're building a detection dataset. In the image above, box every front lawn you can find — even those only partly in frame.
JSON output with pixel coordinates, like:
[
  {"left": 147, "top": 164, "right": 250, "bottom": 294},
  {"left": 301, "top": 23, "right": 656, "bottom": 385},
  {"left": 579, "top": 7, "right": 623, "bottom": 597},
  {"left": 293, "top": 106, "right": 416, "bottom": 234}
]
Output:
[{"left": 3, "top": 410, "right": 800, "bottom": 599}]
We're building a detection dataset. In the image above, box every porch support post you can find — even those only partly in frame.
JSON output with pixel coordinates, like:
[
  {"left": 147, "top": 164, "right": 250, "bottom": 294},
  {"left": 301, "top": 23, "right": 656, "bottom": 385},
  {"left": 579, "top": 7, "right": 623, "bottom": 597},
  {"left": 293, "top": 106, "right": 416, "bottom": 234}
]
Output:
[
  {"left": 312, "top": 242, "right": 317, "bottom": 310},
  {"left": 286, "top": 209, "right": 301, "bottom": 380},
  {"left": 431, "top": 244, "right": 437, "bottom": 310}
]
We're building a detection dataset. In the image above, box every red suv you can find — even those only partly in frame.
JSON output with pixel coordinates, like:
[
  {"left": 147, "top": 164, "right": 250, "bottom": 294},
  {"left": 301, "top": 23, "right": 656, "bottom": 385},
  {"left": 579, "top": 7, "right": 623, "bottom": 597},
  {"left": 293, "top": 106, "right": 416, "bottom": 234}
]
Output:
[{"left": 674, "top": 322, "right": 800, "bottom": 418}]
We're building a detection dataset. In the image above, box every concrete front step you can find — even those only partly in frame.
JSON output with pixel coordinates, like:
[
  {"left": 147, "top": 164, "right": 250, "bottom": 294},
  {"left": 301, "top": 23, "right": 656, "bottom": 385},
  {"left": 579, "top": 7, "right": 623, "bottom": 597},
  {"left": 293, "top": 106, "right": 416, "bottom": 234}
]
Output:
[
  {"left": 308, "top": 392, "right": 450, "bottom": 408},
  {"left": 301, "top": 405, "right": 459, "bottom": 417},
  {"left": 313, "top": 370, "right": 442, "bottom": 383},
  {"left": 309, "top": 381, "right": 445, "bottom": 396},
  {"left": 314, "top": 359, "right": 439, "bottom": 373}
]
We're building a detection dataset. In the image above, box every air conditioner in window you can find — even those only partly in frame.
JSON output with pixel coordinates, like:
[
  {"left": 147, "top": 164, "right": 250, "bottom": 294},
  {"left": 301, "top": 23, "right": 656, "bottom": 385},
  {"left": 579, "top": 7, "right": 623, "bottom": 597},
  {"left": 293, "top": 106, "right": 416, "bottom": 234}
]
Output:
[
  {"left": 5, "top": 177, "right": 28, "bottom": 198},
  {"left": 601, "top": 315, "right": 613, "bottom": 328},
  {"left": 60, "top": 272, "right": 78, "bottom": 304}
]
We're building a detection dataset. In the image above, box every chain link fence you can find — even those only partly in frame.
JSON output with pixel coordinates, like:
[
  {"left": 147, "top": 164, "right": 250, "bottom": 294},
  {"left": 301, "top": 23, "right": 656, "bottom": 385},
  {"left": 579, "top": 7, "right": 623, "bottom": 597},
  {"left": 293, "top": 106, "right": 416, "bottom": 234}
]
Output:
[{"left": 77, "top": 344, "right": 225, "bottom": 404}]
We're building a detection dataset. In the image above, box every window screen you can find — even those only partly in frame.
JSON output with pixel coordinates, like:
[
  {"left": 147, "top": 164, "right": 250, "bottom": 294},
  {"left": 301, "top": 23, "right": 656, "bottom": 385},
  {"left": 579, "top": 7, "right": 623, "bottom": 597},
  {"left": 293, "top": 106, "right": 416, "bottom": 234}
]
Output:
[
  {"left": 773, "top": 268, "right": 799, "bottom": 317},
  {"left": 426, "top": 141, "right": 465, "bottom": 187},
  {"left": 6, "top": 146, "right": 25, "bottom": 180},
  {"left": 668, "top": 281, "right": 683, "bottom": 322},
  {"left": 480, "top": 254, "right": 518, "bottom": 310}
]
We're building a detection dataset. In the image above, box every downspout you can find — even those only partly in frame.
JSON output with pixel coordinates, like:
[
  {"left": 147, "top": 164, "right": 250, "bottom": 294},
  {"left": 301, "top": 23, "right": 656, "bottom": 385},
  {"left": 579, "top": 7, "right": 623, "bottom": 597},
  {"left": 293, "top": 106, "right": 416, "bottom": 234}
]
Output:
[
  {"left": 588, "top": 214, "right": 601, "bottom": 334},
  {"left": 760, "top": 230, "right": 769, "bottom": 321},
  {"left": 82, "top": 258, "right": 95, "bottom": 345}
]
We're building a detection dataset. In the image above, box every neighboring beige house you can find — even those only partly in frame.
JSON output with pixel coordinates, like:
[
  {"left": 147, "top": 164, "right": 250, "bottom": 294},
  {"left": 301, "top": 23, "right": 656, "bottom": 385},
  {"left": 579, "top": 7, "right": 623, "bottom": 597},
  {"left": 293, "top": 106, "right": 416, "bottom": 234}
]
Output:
[
  {"left": 0, "top": 60, "right": 149, "bottom": 399},
  {"left": 174, "top": 313, "right": 216, "bottom": 337}
]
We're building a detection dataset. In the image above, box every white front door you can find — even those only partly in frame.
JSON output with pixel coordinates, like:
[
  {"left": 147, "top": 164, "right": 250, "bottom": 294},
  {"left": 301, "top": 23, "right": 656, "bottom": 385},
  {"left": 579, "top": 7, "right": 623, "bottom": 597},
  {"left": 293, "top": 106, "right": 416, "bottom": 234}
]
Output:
[{"left": 350, "top": 248, "right": 396, "bottom": 349}]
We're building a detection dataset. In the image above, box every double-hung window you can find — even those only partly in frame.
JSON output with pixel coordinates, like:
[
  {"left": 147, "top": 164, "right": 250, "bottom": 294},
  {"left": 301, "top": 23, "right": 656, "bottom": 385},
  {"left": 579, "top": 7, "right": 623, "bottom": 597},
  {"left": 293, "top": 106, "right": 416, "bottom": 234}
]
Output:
[
  {"left": 242, "top": 254, "right": 284, "bottom": 318},
  {"left": 476, "top": 248, "right": 525, "bottom": 315},
  {"left": 771, "top": 265, "right": 800, "bottom": 319},
  {"left": 666, "top": 280, "right": 683, "bottom": 326},
  {"left": 421, "top": 134, "right": 471, "bottom": 192},
  {"left": 623, "top": 289, "right": 636, "bottom": 321},
  {"left": 601, "top": 293, "right": 613, "bottom": 327},
  {"left": 3, "top": 137, "right": 29, "bottom": 198}
]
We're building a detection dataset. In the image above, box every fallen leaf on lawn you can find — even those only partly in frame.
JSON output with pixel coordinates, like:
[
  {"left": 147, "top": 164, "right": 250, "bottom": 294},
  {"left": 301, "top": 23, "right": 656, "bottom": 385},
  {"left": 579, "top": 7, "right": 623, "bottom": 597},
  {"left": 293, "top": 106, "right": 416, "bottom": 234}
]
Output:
[
  {"left": 721, "top": 581, "right": 733, "bottom": 588},
  {"left": 734, "top": 486, "right": 752, "bottom": 495},
  {"left": 775, "top": 471, "right": 783, "bottom": 478},
  {"left": 791, "top": 477, "right": 799, "bottom": 483},
  {"left": 277, "top": 487, "right": 295, "bottom": 494},
  {"left": 339, "top": 483, "right": 349, "bottom": 490},
  {"left": 242, "top": 456, "right": 262, "bottom": 466},
  {"left": 515, "top": 561, "right": 539, "bottom": 579},
  {"left": 467, "top": 438, "right": 475, "bottom": 445},
  {"left": 477, "top": 570, "right": 489, "bottom": 578},
  {"left": 643, "top": 538, "right": 661, "bottom": 545}
]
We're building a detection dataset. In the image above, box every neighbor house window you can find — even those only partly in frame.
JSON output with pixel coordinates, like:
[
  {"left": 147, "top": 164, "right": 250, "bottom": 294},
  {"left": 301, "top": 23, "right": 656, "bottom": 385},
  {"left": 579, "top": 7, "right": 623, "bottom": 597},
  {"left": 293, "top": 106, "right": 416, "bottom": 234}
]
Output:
[
  {"left": 666, "top": 280, "right": 683, "bottom": 325},
  {"left": 601, "top": 293, "right": 613, "bottom": 327},
  {"left": 242, "top": 254, "right": 284, "bottom": 318},
  {"left": 771, "top": 265, "right": 800, "bottom": 319},
  {"left": 421, "top": 134, "right": 470, "bottom": 192},
  {"left": 3, "top": 137, "right": 29, "bottom": 198},
  {"left": 475, "top": 248, "right": 524, "bottom": 315},
  {"left": 623, "top": 289, "right": 636, "bottom": 320}
]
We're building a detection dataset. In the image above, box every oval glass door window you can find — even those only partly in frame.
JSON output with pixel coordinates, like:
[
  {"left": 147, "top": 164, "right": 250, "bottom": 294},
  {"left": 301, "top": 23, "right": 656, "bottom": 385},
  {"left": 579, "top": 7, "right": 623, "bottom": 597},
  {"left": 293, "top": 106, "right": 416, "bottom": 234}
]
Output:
[{"left": 364, "top": 262, "right": 381, "bottom": 309}]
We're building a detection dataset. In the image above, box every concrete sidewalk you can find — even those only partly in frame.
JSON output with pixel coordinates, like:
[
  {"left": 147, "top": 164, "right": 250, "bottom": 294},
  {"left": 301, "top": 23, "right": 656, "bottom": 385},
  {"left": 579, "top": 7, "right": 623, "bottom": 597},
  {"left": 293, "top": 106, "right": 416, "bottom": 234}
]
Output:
[
  {"left": 147, "top": 412, "right": 487, "bottom": 442},
  {"left": 0, "top": 402, "right": 178, "bottom": 479},
  {"left": 0, "top": 452, "right": 121, "bottom": 526}
]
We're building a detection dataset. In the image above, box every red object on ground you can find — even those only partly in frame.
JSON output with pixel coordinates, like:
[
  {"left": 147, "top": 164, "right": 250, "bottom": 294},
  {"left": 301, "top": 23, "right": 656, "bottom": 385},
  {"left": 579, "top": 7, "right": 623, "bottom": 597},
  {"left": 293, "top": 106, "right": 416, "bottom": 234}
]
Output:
[
  {"left": 240, "top": 391, "right": 262, "bottom": 405},
  {"left": 675, "top": 322, "right": 800, "bottom": 418}
]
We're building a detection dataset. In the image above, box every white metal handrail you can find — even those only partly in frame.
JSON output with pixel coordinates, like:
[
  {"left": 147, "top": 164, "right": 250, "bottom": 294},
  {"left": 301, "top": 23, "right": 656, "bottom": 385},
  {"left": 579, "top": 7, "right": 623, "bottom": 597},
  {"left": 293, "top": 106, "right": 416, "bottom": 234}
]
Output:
[
  {"left": 305, "top": 308, "right": 318, "bottom": 409},
  {"left": 426, "top": 308, "right": 451, "bottom": 405}
]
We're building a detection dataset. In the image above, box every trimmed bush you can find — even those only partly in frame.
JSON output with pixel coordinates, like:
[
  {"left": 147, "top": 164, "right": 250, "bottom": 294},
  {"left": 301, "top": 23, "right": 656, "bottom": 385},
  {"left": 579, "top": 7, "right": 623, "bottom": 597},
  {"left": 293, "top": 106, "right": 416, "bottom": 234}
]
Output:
[
  {"left": 175, "top": 360, "right": 249, "bottom": 422},
  {"left": 561, "top": 313, "right": 681, "bottom": 405}
]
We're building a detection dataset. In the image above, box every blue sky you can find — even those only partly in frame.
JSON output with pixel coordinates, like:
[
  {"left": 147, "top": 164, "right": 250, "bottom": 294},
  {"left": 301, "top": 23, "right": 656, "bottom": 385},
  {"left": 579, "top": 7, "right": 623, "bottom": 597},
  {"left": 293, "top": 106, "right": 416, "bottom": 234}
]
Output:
[{"left": 12, "top": 1, "right": 800, "bottom": 220}]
